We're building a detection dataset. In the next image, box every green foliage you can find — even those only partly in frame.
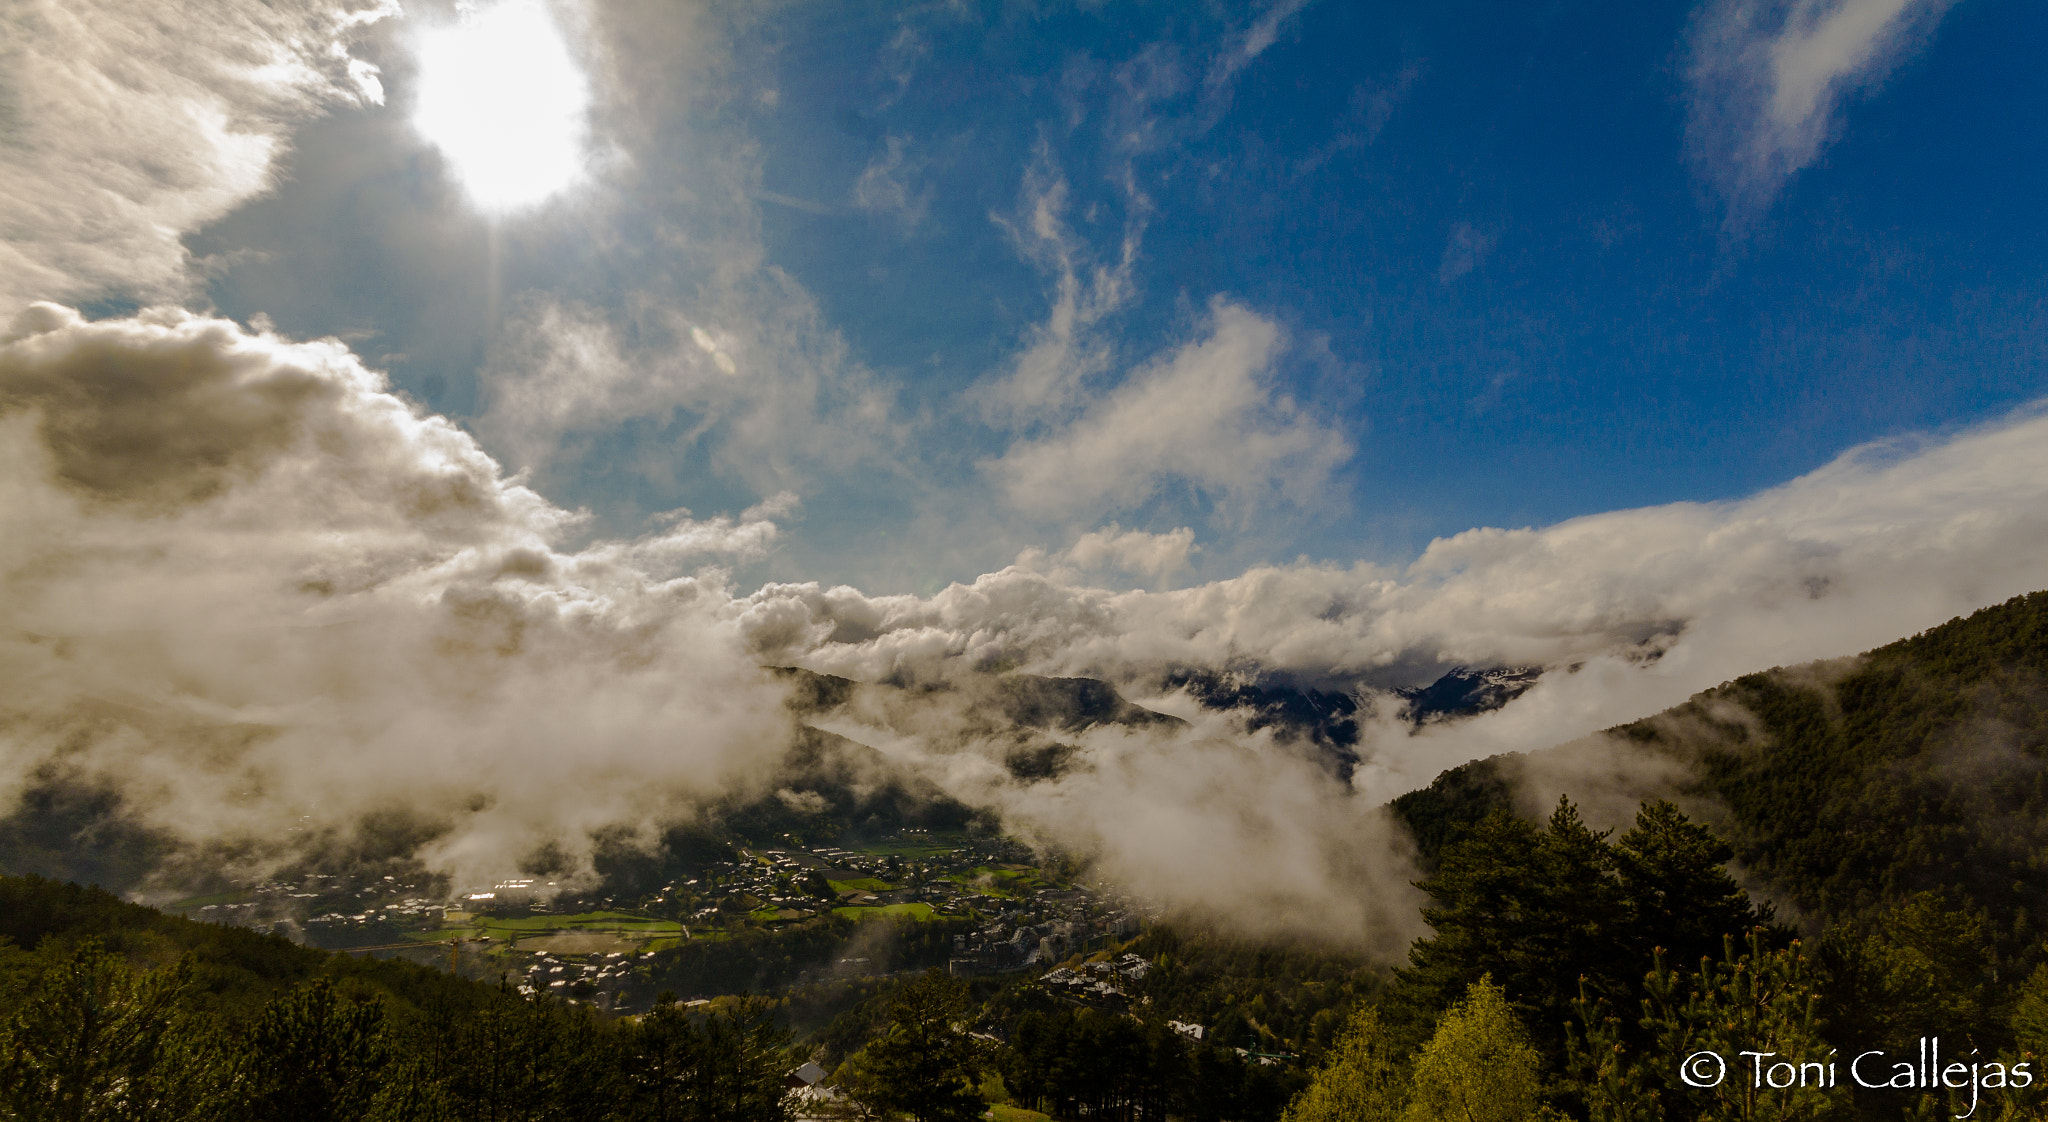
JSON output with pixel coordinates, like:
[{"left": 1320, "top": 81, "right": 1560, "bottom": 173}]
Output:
[
  {"left": 1404, "top": 977, "right": 1542, "bottom": 1122},
  {"left": 0, "top": 938, "right": 196, "bottom": 1122},
  {"left": 231, "top": 978, "right": 390, "bottom": 1122},
  {"left": 1001, "top": 1001, "right": 1301, "bottom": 1122},
  {"left": 1644, "top": 930, "right": 1830, "bottom": 1122},
  {"left": 1127, "top": 924, "right": 1380, "bottom": 1058},
  {"left": 1567, "top": 977, "right": 1659, "bottom": 1122},
  {"left": 1817, "top": 892, "right": 1996, "bottom": 1060},
  {"left": 1282, "top": 1005, "right": 1405, "bottom": 1122},
  {"left": 1390, "top": 799, "right": 1769, "bottom": 1064},
  {"left": 842, "top": 971, "right": 985, "bottom": 1122},
  {"left": 1617, "top": 592, "right": 2048, "bottom": 940},
  {"left": 615, "top": 998, "right": 794, "bottom": 1122}
]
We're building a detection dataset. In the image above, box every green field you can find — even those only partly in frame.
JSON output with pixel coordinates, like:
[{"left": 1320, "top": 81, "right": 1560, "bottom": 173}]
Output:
[
  {"left": 826, "top": 877, "right": 896, "bottom": 894},
  {"left": 832, "top": 902, "right": 936, "bottom": 921},
  {"left": 464, "top": 911, "right": 684, "bottom": 942},
  {"left": 944, "top": 866, "right": 1050, "bottom": 898},
  {"left": 984, "top": 1105, "right": 1054, "bottom": 1122}
]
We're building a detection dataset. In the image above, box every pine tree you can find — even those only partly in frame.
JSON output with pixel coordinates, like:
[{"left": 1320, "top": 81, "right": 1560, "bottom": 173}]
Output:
[
  {"left": 232, "top": 977, "right": 391, "bottom": 1122},
  {"left": 1567, "top": 977, "right": 1660, "bottom": 1122},
  {"left": 1614, "top": 800, "right": 1769, "bottom": 967},
  {"left": 1644, "top": 930, "right": 1829, "bottom": 1122},
  {"left": 0, "top": 938, "right": 195, "bottom": 1122},
  {"left": 846, "top": 971, "right": 985, "bottom": 1122}
]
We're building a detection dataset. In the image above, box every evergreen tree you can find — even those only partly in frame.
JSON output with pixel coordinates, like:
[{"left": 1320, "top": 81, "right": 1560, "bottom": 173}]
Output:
[
  {"left": 1567, "top": 978, "right": 1659, "bottom": 1122},
  {"left": 0, "top": 938, "right": 194, "bottom": 1122},
  {"left": 1644, "top": 930, "right": 1829, "bottom": 1122},
  {"left": 1282, "top": 1005, "right": 1405, "bottom": 1122},
  {"left": 1393, "top": 800, "right": 1623, "bottom": 1057},
  {"left": 231, "top": 977, "right": 390, "bottom": 1122},
  {"left": 1613, "top": 800, "right": 1769, "bottom": 967},
  {"left": 845, "top": 971, "right": 984, "bottom": 1122},
  {"left": 1404, "top": 977, "right": 1542, "bottom": 1122},
  {"left": 444, "top": 987, "right": 610, "bottom": 1122}
]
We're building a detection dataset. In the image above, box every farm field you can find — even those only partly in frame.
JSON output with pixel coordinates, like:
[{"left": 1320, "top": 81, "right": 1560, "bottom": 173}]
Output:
[{"left": 833, "top": 902, "right": 936, "bottom": 921}]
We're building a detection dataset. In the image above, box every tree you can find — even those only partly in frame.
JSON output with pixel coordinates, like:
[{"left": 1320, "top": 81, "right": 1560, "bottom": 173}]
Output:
[
  {"left": 0, "top": 938, "right": 196, "bottom": 1122},
  {"left": 1567, "top": 977, "right": 1660, "bottom": 1122},
  {"left": 1404, "top": 977, "right": 1542, "bottom": 1122},
  {"left": 232, "top": 977, "right": 391, "bottom": 1122},
  {"left": 444, "top": 987, "right": 609, "bottom": 1122},
  {"left": 1613, "top": 800, "right": 1769, "bottom": 967},
  {"left": 1282, "top": 1005, "right": 1405, "bottom": 1122},
  {"left": 844, "top": 971, "right": 984, "bottom": 1122},
  {"left": 1393, "top": 800, "right": 1623, "bottom": 1058},
  {"left": 1644, "top": 930, "right": 1829, "bottom": 1122}
]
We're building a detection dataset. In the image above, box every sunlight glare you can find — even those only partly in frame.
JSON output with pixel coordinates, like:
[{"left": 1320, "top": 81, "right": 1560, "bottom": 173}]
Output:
[{"left": 412, "top": 0, "right": 590, "bottom": 213}]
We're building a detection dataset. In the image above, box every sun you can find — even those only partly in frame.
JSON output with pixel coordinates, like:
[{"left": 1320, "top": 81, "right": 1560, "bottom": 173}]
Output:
[{"left": 411, "top": 0, "right": 591, "bottom": 213}]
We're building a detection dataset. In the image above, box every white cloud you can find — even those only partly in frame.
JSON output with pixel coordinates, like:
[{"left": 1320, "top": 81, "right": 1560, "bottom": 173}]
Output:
[
  {"left": 987, "top": 299, "right": 1353, "bottom": 521},
  {"left": 1437, "top": 221, "right": 1495, "bottom": 286},
  {"left": 974, "top": 153, "right": 1146, "bottom": 425},
  {"left": 0, "top": 304, "right": 795, "bottom": 891},
  {"left": 1685, "top": 0, "right": 1956, "bottom": 223},
  {"left": 12, "top": 304, "right": 2048, "bottom": 949},
  {"left": 852, "top": 135, "right": 931, "bottom": 229},
  {"left": 747, "top": 401, "right": 2048, "bottom": 802},
  {"left": 0, "top": 0, "right": 397, "bottom": 315},
  {"left": 1204, "top": 0, "right": 1316, "bottom": 98},
  {"left": 1059, "top": 524, "right": 1197, "bottom": 584},
  {"left": 479, "top": 290, "right": 901, "bottom": 500}
]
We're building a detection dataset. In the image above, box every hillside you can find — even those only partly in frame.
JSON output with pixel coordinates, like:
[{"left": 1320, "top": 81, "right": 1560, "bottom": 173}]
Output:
[{"left": 1392, "top": 590, "right": 2048, "bottom": 943}]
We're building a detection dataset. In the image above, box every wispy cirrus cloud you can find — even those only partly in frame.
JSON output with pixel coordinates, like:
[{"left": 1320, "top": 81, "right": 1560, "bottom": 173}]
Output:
[{"left": 1685, "top": 0, "right": 1957, "bottom": 226}]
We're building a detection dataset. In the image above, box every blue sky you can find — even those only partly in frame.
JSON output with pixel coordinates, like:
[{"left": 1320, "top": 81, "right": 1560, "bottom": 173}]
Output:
[{"left": 153, "top": 0, "right": 2047, "bottom": 593}]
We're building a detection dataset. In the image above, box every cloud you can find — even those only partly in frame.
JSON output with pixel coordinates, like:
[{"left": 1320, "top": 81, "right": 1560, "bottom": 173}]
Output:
[
  {"left": 479, "top": 288, "right": 903, "bottom": 501},
  {"left": 1437, "top": 221, "right": 1495, "bottom": 286},
  {"left": 987, "top": 299, "right": 1353, "bottom": 521},
  {"left": 1204, "top": 0, "right": 1316, "bottom": 99},
  {"left": 0, "top": 0, "right": 396, "bottom": 314},
  {"left": 852, "top": 136, "right": 932, "bottom": 229},
  {"left": 1685, "top": 0, "right": 1957, "bottom": 224},
  {"left": 1059, "top": 525, "right": 1197, "bottom": 585},
  {"left": 974, "top": 153, "right": 1146, "bottom": 426},
  {"left": 748, "top": 402, "right": 2048, "bottom": 801},
  {"left": 11, "top": 304, "right": 2048, "bottom": 952},
  {"left": 0, "top": 304, "right": 796, "bottom": 892}
]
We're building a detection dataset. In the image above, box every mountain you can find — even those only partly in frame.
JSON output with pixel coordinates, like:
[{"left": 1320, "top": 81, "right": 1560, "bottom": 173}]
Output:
[{"left": 1392, "top": 590, "right": 2048, "bottom": 944}]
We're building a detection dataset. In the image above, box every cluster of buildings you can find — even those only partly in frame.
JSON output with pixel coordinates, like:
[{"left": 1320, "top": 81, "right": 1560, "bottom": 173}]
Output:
[
  {"left": 1037, "top": 952, "right": 1156, "bottom": 1007},
  {"left": 513, "top": 949, "right": 653, "bottom": 1003}
]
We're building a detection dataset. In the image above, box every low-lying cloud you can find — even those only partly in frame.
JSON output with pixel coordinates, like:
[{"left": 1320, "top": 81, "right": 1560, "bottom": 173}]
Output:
[
  {"left": 0, "top": 303, "right": 792, "bottom": 893},
  {"left": 8, "top": 303, "right": 2048, "bottom": 950}
]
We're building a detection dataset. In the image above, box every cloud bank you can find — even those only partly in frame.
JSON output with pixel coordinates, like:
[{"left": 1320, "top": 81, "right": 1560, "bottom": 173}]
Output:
[
  {"left": 0, "top": 303, "right": 792, "bottom": 892},
  {"left": 751, "top": 403, "right": 2048, "bottom": 801},
  {"left": 6, "top": 303, "right": 2048, "bottom": 949}
]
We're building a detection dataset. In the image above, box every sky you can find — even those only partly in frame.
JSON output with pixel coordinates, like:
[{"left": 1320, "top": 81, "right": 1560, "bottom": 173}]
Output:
[{"left": 4, "top": 0, "right": 2048, "bottom": 939}]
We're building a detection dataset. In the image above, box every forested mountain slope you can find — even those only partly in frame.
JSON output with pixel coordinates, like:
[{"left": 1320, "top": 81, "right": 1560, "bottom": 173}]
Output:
[{"left": 1393, "top": 590, "right": 2048, "bottom": 939}]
